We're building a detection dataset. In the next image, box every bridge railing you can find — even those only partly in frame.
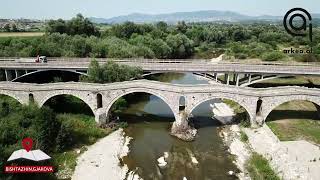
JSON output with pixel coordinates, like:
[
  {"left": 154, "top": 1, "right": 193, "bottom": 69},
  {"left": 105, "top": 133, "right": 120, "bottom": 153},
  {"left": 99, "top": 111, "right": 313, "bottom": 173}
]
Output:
[
  {"left": 1, "top": 57, "right": 320, "bottom": 67},
  {"left": 46, "top": 58, "right": 320, "bottom": 66}
]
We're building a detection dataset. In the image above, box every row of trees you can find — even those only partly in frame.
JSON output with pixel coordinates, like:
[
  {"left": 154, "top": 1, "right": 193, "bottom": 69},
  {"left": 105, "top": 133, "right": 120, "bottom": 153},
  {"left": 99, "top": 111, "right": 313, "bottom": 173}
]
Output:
[
  {"left": 46, "top": 14, "right": 99, "bottom": 36},
  {"left": 0, "top": 32, "right": 194, "bottom": 59},
  {"left": 0, "top": 14, "right": 319, "bottom": 60},
  {"left": 2, "top": 24, "right": 19, "bottom": 32}
]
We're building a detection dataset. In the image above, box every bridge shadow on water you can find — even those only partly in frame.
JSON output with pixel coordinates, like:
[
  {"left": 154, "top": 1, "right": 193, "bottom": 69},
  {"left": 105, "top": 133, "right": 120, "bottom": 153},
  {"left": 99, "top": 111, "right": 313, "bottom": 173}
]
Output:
[{"left": 190, "top": 116, "right": 223, "bottom": 129}]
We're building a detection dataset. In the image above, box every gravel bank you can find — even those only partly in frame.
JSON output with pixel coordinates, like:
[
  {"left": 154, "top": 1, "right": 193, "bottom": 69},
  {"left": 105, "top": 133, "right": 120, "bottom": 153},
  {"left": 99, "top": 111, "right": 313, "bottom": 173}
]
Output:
[{"left": 72, "top": 129, "right": 131, "bottom": 180}]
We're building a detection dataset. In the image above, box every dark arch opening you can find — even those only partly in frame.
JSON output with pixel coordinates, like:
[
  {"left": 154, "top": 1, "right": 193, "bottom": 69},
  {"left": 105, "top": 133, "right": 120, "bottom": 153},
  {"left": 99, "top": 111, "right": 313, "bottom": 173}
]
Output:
[
  {"left": 97, "top": 93, "right": 103, "bottom": 108},
  {"left": 108, "top": 92, "right": 175, "bottom": 123},
  {"left": 13, "top": 70, "right": 85, "bottom": 83},
  {"left": 266, "top": 100, "right": 320, "bottom": 144},
  {"left": 256, "top": 98, "right": 263, "bottom": 114},
  {"left": 266, "top": 100, "right": 320, "bottom": 122},
  {"left": 29, "top": 93, "right": 34, "bottom": 103},
  {"left": 190, "top": 98, "right": 250, "bottom": 129},
  {"left": 43, "top": 94, "right": 94, "bottom": 116},
  {"left": 179, "top": 96, "right": 186, "bottom": 111},
  {"left": 0, "top": 94, "right": 21, "bottom": 117}
]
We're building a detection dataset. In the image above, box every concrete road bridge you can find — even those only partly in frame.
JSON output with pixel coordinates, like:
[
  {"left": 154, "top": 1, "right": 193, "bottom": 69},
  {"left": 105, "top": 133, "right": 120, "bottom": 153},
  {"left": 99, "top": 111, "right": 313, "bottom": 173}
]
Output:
[
  {"left": 1, "top": 80, "right": 320, "bottom": 131},
  {"left": 1, "top": 58, "right": 320, "bottom": 86}
]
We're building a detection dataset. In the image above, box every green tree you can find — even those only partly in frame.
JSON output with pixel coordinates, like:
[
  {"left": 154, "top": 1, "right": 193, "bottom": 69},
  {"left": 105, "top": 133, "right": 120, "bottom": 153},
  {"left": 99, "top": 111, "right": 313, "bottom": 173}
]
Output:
[
  {"left": 46, "top": 14, "right": 99, "bottom": 36},
  {"left": 11, "top": 24, "right": 18, "bottom": 32},
  {"left": 81, "top": 59, "right": 142, "bottom": 83},
  {"left": 166, "top": 33, "right": 194, "bottom": 58},
  {"left": 46, "top": 19, "right": 67, "bottom": 34},
  {"left": 232, "top": 29, "right": 250, "bottom": 42},
  {"left": 71, "top": 35, "right": 92, "bottom": 57},
  {"left": 177, "top": 21, "right": 188, "bottom": 33},
  {"left": 4, "top": 24, "right": 11, "bottom": 32},
  {"left": 156, "top": 21, "right": 168, "bottom": 32}
]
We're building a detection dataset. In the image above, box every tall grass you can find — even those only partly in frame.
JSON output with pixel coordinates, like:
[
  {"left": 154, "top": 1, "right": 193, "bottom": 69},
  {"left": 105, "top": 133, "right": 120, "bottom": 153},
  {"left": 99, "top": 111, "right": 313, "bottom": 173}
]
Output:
[{"left": 246, "top": 153, "right": 280, "bottom": 180}]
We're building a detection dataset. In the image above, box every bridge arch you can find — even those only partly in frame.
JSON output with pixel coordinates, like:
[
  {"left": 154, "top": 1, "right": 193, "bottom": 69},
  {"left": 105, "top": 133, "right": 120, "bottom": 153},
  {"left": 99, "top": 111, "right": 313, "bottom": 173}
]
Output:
[
  {"left": 38, "top": 91, "right": 96, "bottom": 115},
  {"left": 262, "top": 95, "right": 320, "bottom": 123},
  {"left": 12, "top": 70, "right": 88, "bottom": 82},
  {"left": 187, "top": 95, "right": 255, "bottom": 124},
  {"left": 0, "top": 90, "right": 25, "bottom": 104},
  {"left": 105, "top": 89, "right": 179, "bottom": 122}
]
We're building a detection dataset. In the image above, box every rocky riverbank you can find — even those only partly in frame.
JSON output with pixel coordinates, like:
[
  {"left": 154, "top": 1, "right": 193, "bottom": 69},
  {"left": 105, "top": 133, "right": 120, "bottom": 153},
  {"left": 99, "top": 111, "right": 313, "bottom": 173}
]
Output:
[
  {"left": 220, "top": 125, "right": 251, "bottom": 180},
  {"left": 72, "top": 129, "right": 132, "bottom": 180},
  {"left": 244, "top": 125, "right": 320, "bottom": 180}
]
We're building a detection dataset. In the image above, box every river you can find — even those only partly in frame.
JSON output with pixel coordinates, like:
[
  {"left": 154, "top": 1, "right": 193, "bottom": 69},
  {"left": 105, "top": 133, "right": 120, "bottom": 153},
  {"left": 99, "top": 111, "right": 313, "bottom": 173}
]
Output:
[{"left": 118, "top": 73, "right": 237, "bottom": 180}]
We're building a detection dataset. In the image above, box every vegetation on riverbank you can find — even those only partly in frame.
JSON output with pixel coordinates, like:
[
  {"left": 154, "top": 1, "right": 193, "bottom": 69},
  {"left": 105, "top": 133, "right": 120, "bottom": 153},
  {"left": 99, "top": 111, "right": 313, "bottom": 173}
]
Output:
[
  {"left": 52, "top": 113, "right": 120, "bottom": 179},
  {"left": 1, "top": 14, "right": 319, "bottom": 60},
  {"left": 0, "top": 94, "right": 127, "bottom": 180},
  {"left": 268, "top": 120, "right": 320, "bottom": 144},
  {"left": 266, "top": 100, "right": 320, "bottom": 144},
  {"left": 245, "top": 152, "right": 280, "bottom": 180}
]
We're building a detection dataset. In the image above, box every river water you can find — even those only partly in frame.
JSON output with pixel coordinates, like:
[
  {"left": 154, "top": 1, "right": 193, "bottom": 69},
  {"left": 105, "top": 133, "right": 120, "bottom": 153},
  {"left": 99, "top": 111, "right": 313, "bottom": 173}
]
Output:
[{"left": 119, "top": 73, "right": 237, "bottom": 180}]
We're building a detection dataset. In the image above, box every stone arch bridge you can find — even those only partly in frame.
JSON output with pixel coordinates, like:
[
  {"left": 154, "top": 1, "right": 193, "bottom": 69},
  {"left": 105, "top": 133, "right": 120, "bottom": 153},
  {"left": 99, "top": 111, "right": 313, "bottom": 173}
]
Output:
[{"left": 1, "top": 80, "right": 320, "bottom": 131}]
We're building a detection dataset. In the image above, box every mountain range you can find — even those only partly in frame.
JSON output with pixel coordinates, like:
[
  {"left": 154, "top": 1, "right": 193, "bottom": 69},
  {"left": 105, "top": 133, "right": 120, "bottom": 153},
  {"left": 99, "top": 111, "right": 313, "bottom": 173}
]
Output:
[{"left": 89, "top": 10, "right": 320, "bottom": 24}]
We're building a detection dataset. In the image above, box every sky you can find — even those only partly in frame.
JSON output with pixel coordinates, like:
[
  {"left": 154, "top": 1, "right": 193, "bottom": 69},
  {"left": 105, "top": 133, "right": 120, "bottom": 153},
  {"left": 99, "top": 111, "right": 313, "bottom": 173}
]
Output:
[{"left": 1, "top": 0, "right": 320, "bottom": 19}]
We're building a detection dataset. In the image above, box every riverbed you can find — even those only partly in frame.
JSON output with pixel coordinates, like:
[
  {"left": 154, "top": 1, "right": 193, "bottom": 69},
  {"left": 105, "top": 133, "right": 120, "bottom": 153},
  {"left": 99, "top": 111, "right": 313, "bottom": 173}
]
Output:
[{"left": 120, "top": 73, "right": 238, "bottom": 179}]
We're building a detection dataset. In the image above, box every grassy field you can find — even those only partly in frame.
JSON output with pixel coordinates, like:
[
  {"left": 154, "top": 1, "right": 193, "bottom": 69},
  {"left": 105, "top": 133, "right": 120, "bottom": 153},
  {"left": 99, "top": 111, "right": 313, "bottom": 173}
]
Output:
[
  {"left": 0, "top": 32, "right": 44, "bottom": 37},
  {"left": 266, "top": 100, "right": 320, "bottom": 144},
  {"left": 245, "top": 152, "right": 280, "bottom": 180}
]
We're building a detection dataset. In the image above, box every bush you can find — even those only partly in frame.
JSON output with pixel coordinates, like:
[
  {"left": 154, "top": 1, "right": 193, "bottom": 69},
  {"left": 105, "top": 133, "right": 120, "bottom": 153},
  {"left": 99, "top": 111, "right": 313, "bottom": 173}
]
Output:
[
  {"left": 246, "top": 153, "right": 280, "bottom": 180},
  {"left": 56, "top": 123, "right": 73, "bottom": 152},
  {"left": 240, "top": 131, "right": 249, "bottom": 142},
  {"left": 235, "top": 53, "right": 248, "bottom": 59},
  {"left": 261, "top": 51, "right": 286, "bottom": 61},
  {"left": 81, "top": 59, "right": 143, "bottom": 83},
  {"left": 293, "top": 53, "right": 319, "bottom": 62}
]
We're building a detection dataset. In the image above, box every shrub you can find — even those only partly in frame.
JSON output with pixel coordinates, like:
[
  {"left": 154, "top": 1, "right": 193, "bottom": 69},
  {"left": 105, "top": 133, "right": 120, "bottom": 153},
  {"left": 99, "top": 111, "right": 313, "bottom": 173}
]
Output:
[
  {"left": 240, "top": 131, "right": 249, "bottom": 143},
  {"left": 235, "top": 53, "right": 248, "bottom": 59},
  {"left": 56, "top": 123, "right": 73, "bottom": 152},
  {"left": 261, "top": 51, "right": 286, "bottom": 61},
  {"left": 246, "top": 153, "right": 280, "bottom": 180}
]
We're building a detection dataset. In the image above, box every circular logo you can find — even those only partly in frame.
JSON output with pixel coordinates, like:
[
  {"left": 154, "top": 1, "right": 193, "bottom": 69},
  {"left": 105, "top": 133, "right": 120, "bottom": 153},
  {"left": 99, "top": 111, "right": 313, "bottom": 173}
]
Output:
[{"left": 283, "top": 8, "right": 312, "bottom": 42}]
